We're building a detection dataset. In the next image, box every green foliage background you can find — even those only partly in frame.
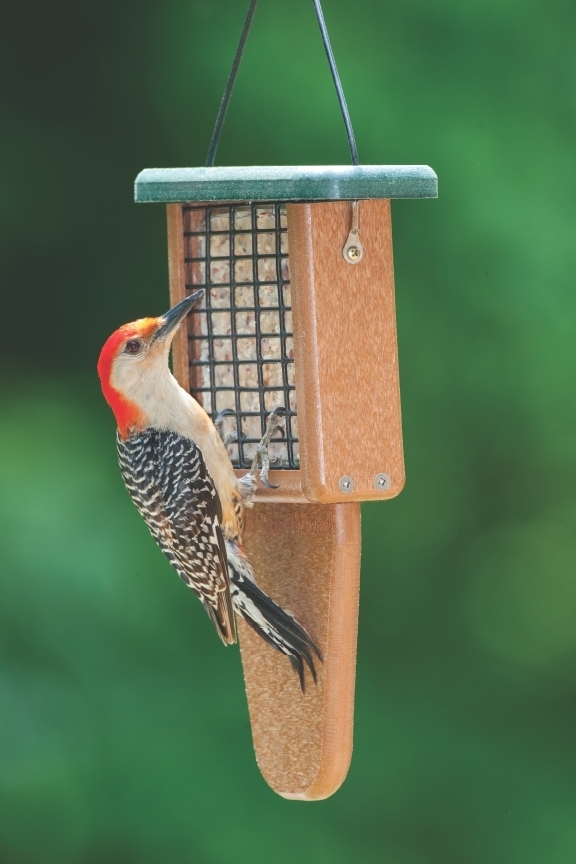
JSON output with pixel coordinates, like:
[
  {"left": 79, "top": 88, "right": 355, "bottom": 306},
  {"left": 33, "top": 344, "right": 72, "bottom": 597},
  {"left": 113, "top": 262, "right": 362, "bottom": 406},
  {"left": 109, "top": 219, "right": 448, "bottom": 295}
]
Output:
[{"left": 1, "top": 0, "right": 576, "bottom": 861}]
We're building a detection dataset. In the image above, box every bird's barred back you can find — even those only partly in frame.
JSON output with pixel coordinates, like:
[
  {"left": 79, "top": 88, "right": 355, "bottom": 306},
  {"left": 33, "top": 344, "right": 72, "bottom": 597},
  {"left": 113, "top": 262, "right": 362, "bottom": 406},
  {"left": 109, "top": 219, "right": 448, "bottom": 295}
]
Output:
[
  {"left": 116, "top": 428, "right": 235, "bottom": 642},
  {"left": 116, "top": 428, "right": 319, "bottom": 684}
]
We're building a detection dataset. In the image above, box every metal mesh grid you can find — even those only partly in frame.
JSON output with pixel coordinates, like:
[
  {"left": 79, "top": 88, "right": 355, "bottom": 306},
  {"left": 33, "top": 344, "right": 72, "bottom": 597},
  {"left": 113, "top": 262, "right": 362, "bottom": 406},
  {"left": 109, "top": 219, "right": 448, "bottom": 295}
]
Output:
[{"left": 182, "top": 202, "right": 298, "bottom": 470}]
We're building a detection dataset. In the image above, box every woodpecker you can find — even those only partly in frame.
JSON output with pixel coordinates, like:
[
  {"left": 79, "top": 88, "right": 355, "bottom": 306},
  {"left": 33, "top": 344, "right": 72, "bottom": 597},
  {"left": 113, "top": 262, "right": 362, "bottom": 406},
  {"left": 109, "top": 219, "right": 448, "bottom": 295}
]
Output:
[{"left": 98, "top": 290, "right": 320, "bottom": 689}]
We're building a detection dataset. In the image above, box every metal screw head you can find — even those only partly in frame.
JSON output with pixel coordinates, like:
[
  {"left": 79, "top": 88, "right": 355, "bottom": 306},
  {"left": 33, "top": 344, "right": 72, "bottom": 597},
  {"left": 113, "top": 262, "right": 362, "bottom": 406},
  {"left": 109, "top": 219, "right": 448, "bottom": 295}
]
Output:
[
  {"left": 342, "top": 232, "right": 364, "bottom": 264},
  {"left": 339, "top": 475, "right": 355, "bottom": 494},
  {"left": 374, "top": 473, "right": 391, "bottom": 491}
]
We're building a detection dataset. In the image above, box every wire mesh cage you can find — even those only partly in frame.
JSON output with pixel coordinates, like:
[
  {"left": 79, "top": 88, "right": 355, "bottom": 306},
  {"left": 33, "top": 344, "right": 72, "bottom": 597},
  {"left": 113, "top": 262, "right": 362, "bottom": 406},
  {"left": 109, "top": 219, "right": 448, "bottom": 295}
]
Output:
[{"left": 183, "top": 202, "right": 298, "bottom": 470}]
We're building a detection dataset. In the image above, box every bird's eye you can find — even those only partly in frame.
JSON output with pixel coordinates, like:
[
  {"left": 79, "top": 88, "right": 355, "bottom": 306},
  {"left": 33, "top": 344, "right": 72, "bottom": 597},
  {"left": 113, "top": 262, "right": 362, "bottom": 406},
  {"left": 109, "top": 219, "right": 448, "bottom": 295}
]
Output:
[{"left": 124, "top": 339, "right": 143, "bottom": 355}]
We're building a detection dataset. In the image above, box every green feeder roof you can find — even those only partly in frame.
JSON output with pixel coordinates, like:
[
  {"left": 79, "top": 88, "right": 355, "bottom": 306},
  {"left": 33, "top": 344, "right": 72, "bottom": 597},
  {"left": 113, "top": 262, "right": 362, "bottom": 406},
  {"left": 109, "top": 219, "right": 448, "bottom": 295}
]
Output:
[{"left": 134, "top": 165, "right": 437, "bottom": 204}]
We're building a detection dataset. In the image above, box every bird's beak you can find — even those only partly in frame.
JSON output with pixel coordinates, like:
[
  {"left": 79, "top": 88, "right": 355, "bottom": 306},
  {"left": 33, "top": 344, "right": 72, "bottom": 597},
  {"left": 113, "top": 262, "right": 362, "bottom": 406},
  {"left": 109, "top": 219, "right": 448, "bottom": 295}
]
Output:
[{"left": 153, "top": 290, "right": 205, "bottom": 343}]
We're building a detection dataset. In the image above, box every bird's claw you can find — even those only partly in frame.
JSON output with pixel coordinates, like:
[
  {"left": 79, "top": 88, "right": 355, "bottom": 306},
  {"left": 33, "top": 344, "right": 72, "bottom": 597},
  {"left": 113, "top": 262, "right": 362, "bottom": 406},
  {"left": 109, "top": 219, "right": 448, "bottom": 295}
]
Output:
[
  {"left": 214, "top": 408, "right": 236, "bottom": 445},
  {"left": 260, "top": 474, "right": 280, "bottom": 490}
]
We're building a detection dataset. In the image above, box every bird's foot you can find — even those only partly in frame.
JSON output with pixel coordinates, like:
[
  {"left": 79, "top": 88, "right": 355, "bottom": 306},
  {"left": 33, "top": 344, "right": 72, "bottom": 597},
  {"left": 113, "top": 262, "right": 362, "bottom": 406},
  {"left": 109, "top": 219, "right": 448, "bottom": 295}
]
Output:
[
  {"left": 214, "top": 408, "right": 238, "bottom": 447},
  {"left": 237, "top": 471, "right": 257, "bottom": 502},
  {"left": 249, "top": 408, "right": 286, "bottom": 489}
]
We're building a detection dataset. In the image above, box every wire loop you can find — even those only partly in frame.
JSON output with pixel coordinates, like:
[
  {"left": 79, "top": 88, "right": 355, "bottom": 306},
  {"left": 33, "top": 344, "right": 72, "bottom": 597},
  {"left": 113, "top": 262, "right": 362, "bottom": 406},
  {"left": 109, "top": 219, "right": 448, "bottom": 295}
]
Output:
[{"left": 205, "top": 0, "right": 359, "bottom": 167}]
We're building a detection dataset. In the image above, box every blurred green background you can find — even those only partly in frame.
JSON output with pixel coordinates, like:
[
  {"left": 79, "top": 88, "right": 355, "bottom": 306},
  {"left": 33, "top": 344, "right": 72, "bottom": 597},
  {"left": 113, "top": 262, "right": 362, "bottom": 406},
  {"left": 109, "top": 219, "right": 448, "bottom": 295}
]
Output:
[{"left": 1, "top": 0, "right": 576, "bottom": 861}]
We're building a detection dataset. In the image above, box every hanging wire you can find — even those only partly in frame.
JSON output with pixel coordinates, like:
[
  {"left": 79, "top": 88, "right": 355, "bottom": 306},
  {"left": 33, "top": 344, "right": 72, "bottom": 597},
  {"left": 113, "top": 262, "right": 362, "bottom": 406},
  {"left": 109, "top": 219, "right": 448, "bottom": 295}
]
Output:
[
  {"left": 205, "top": 0, "right": 359, "bottom": 167},
  {"left": 205, "top": 0, "right": 259, "bottom": 168},
  {"left": 311, "top": 0, "right": 359, "bottom": 165}
]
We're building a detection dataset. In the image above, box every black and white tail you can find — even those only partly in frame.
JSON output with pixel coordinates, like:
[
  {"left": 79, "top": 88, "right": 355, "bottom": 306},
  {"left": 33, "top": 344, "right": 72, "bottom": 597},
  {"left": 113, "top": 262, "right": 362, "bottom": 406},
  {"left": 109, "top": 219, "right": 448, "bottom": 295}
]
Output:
[{"left": 227, "top": 542, "right": 322, "bottom": 690}]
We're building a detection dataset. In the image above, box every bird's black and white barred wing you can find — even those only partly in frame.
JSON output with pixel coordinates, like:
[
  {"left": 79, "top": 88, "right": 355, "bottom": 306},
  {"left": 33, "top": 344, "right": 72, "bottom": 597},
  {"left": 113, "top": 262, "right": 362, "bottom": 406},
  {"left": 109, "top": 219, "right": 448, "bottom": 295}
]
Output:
[{"left": 117, "top": 428, "right": 236, "bottom": 644}]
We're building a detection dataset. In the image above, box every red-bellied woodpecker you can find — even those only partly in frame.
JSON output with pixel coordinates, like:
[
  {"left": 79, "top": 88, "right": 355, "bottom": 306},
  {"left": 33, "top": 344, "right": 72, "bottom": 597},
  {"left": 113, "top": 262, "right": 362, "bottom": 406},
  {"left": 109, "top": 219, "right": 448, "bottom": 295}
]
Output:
[{"left": 97, "top": 290, "right": 320, "bottom": 689}]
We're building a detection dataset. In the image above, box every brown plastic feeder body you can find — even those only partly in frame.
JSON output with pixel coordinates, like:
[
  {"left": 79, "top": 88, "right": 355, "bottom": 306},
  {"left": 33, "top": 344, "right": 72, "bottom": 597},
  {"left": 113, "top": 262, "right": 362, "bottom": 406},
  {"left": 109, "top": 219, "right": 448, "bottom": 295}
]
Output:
[{"left": 135, "top": 159, "right": 437, "bottom": 799}]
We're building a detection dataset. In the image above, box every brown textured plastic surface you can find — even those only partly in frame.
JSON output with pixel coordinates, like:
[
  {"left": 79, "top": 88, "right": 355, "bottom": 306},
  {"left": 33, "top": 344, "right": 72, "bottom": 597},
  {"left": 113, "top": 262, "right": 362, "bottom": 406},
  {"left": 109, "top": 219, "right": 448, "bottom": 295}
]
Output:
[
  {"left": 167, "top": 204, "right": 190, "bottom": 392},
  {"left": 287, "top": 200, "right": 405, "bottom": 503},
  {"left": 239, "top": 502, "right": 361, "bottom": 800}
]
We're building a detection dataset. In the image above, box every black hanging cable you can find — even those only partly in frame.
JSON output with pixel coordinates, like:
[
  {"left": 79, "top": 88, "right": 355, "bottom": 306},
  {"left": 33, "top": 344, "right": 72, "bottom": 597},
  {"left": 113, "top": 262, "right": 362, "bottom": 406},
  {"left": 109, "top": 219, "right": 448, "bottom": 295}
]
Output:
[
  {"left": 205, "top": 0, "right": 359, "bottom": 167},
  {"left": 205, "top": 0, "right": 259, "bottom": 168},
  {"left": 311, "top": 0, "right": 359, "bottom": 166}
]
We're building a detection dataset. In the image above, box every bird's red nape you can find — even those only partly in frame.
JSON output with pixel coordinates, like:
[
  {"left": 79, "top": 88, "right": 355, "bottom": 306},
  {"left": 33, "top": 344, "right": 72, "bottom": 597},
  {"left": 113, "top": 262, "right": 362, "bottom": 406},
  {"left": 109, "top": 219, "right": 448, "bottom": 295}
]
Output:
[{"left": 97, "top": 319, "right": 158, "bottom": 438}]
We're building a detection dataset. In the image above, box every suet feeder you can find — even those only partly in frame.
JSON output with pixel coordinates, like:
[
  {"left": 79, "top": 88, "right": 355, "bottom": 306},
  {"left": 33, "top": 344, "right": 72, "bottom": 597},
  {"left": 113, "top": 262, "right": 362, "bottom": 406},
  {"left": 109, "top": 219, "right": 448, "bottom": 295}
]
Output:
[{"left": 134, "top": 0, "right": 437, "bottom": 800}]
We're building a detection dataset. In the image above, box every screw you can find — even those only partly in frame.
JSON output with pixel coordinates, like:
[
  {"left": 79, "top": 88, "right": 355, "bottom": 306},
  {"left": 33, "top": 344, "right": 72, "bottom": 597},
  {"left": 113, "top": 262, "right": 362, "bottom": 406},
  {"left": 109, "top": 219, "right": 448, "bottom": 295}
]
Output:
[
  {"left": 374, "top": 473, "right": 391, "bottom": 491},
  {"left": 339, "top": 475, "right": 355, "bottom": 494},
  {"left": 346, "top": 246, "right": 361, "bottom": 261}
]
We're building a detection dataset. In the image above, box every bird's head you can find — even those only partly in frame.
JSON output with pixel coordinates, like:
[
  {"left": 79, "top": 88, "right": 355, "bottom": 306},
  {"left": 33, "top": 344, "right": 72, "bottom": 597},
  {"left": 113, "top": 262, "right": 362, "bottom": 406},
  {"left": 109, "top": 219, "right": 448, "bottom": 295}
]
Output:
[{"left": 97, "top": 290, "right": 204, "bottom": 438}]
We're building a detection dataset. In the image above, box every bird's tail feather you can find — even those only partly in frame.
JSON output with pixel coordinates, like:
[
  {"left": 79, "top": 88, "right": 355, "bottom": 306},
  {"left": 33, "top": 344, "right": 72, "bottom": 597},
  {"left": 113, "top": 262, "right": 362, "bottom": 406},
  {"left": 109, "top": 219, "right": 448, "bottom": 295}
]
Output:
[{"left": 229, "top": 564, "right": 322, "bottom": 691}]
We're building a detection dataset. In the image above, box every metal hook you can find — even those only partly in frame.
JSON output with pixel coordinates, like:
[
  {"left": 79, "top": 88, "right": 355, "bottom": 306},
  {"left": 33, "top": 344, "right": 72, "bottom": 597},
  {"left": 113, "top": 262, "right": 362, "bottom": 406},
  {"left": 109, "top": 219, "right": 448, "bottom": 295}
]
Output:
[{"left": 342, "top": 201, "right": 364, "bottom": 264}]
